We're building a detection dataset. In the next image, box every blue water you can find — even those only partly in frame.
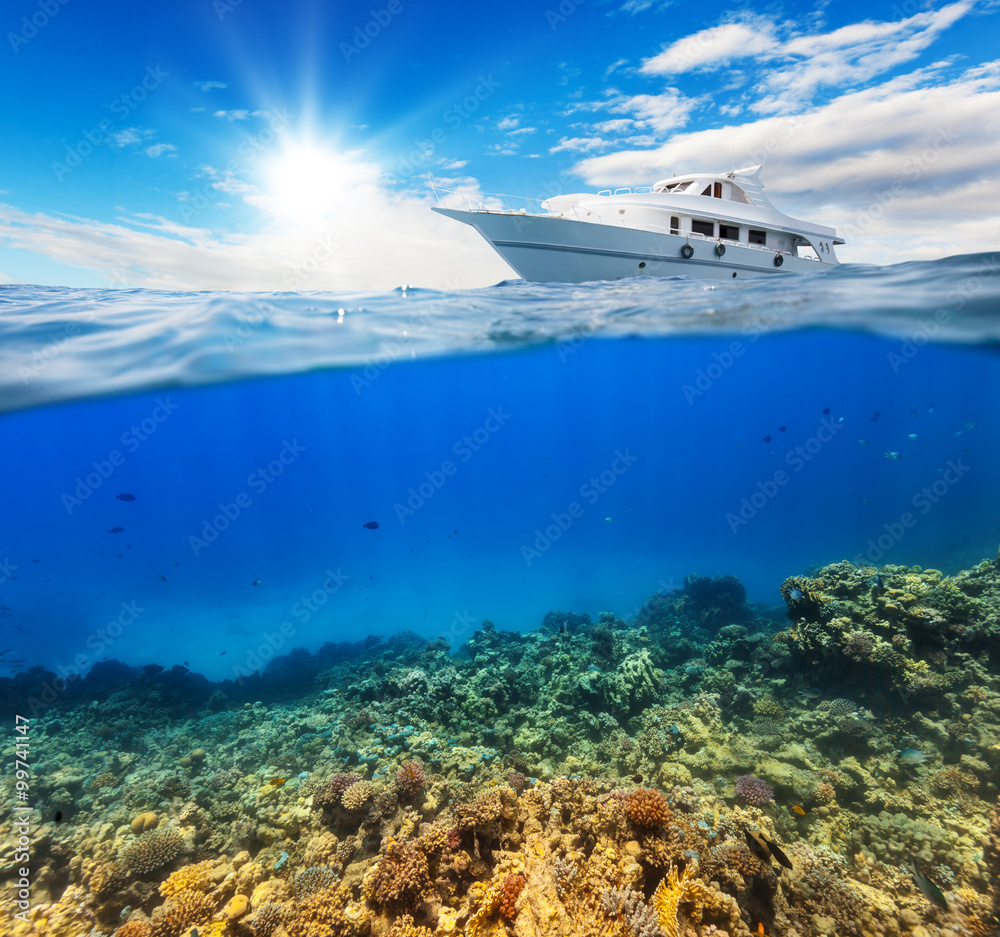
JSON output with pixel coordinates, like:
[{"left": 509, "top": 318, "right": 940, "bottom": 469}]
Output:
[{"left": 1, "top": 254, "right": 999, "bottom": 683}]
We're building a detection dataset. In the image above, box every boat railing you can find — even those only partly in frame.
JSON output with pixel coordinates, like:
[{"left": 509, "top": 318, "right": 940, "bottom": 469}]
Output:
[{"left": 430, "top": 185, "right": 793, "bottom": 257}]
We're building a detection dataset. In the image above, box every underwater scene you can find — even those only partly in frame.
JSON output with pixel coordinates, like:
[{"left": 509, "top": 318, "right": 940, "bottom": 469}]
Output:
[{"left": 4, "top": 255, "right": 1000, "bottom": 937}]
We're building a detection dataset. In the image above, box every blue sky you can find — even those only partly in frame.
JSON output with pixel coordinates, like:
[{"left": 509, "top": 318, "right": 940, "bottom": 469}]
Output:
[{"left": 1, "top": 0, "right": 998, "bottom": 289}]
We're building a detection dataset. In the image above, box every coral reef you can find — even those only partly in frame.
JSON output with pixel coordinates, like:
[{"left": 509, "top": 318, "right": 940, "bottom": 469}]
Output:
[{"left": 4, "top": 556, "right": 1000, "bottom": 937}]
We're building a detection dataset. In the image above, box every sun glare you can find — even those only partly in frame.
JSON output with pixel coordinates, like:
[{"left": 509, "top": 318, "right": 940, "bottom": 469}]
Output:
[{"left": 262, "top": 142, "right": 376, "bottom": 225}]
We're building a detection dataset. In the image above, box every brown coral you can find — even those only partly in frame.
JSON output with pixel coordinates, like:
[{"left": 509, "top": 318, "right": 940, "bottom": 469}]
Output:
[
  {"left": 91, "top": 861, "right": 127, "bottom": 900},
  {"left": 284, "top": 883, "right": 352, "bottom": 937},
  {"left": 624, "top": 787, "right": 671, "bottom": 829},
  {"left": 394, "top": 760, "right": 426, "bottom": 797},
  {"left": 361, "top": 838, "right": 432, "bottom": 910},
  {"left": 387, "top": 914, "right": 433, "bottom": 937},
  {"left": 497, "top": 873, "right": 525, "bottom": 919},
  {"left": 341, "top": 780, "right": 376, "bottom": 811},
  {"left": 314, "top": 773, "right": 363, "bottom": 811}
]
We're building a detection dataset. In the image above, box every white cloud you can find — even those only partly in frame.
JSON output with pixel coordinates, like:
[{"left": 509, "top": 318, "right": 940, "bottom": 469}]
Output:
[
  {"left": 0, "top": 151, "right": 514, "bottom": 290},
  {"left": 145, "top": 143, "right": 177, "bottom": 158},
  {"left": 109, "top": 127, "right": 155, "bottom": 149},
  {"left": 570, "top": 64, "right": 1000, "bottom": 264},
  {"left": 496, "top": 115, "right": 521, "bottom": 131},
  {"left": 194, "top": 80, "right": 228, "bottom": 92},
  {"left": 641, "top": 19, "right": 779, "bottom": 74},
  {"left": 213, "top": 109, "right": 271, "bottom": 121},
  {"left": 549, "top": 136, "right": 617, "bottom": 154}
]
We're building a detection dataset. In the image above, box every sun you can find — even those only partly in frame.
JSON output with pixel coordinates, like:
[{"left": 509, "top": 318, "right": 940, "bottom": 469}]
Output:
[{"left": 261, "top": 141, "right": 380, "bottom": 225}]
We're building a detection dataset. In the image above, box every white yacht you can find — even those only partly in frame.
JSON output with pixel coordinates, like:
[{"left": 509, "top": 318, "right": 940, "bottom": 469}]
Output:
[{"left": 432, "top": 165, "right": 843, "bottom": 282}]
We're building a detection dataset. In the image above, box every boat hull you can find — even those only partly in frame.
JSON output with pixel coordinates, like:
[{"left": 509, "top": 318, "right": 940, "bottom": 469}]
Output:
[{"left": 434, "top": 207, "right": 828, "bottom": 282}]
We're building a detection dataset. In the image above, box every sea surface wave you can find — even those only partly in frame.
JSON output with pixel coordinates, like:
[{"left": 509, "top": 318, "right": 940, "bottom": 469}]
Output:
[{"left": 1, "top": 251, "right": 998, "bottom": 414}]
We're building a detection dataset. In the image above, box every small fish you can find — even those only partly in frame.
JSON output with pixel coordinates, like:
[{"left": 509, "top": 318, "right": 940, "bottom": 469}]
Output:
[
  {"left": 797, "top": 688, "right": 821, "bottom": 699},
  {"left": 155, "top": 575, "right": 167, "bottom": 582},
  {"left": 790, "top": 804, "right": 806, "bottom": 816},
  {"left": 965, "top": 420, "right": 976, "bottom": 429},
  {"left": 870, "top": 411, "right": 881, "bottom": 422},
  {"left": 908, "top": 406, "right": 918, "bottom": 417},
  {"left": 859, "top": 497, "right": 870, "bottom": 504},
  {"left": 115, "top": 493, "right": 136, "bottom": 501},
  {"left": 453, "top": 529, "right": 459, "bottom": 534},
  {"left": 757, "top": 924, "right": 766, "bottom": 937},
  {"left": 559, "top": 621, "right": 568, "bottom": 634},
  {"left": 763, "top": 435, "right": 772, "bottom": 443},
  {"left": 788, "top": 588, "right": 803, "bottom": 601},
  {"left": 108, "top": 526, "right": 124, "bottom": 534},
  {"left": 884, "top": 451, "right": 902, "bottom": 460},
  {"left": 632, "top": 774, "right": 643, "bottom": 783},
  {"left": 362, "top": 521, "right": 379, "bottom": 530},
  {"left": 822, "top": 407, "right": 830, "bottom": 415},
  {"left": 269, "top": 778, "right": 286, "bottom": 786},
  {"left": 899, "top": 748, "right": 930, "bottom": 765},
  {"left": 779, "top": 425, "right": 787, "bottom": 432},
  {"left": 907, "top": 433, "right": 918, "bottom": 440},
  {"left": 910, "top": 861, "right": 949, "bottom": 910},
  {"left": 219, "top": 651, "right": 227, "bottom": 655},
  {"left": 857, "top": 438, "right": 870, "bottom": 446},
  {"left": 54, "top": 811, "right": 63, "bottom": 823},
  {"left": 30, "top": 558, "right": 39, "bottom": 563},
  {"left": 252, "top": 578, "right": 263, "bottom": 586},
  {"left": 604, "top": 516, "right": 614, "bottom": 523},
  {"left": 171, "top": 561, "right": 179, "bottom": 567},
  {"left": 870, "top": 575, "right": 884, "bottom": 589}
]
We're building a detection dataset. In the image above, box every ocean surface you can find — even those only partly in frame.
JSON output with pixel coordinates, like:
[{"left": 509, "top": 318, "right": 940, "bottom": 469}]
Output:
[{"left": 1, "top": 252, "right": 999, "bottom": 683}]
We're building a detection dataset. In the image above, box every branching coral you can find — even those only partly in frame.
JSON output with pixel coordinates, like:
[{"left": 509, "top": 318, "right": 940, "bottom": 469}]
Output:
[
  {"left": 395, "top": 760, "right": 427, "bottom": 797},
  {"left": 734, "top": 775, "right": 773, "bottom": 806},
  {"left": 341, "top": 780, "right": 376, "bottom": 812},
  {"left": 361, "top": 838, "right": 432, "bottom": 910},
  {"left": 149, "top": 890, "right": 215, "bottom": 937},
  {"left": 292, "top": 865, "right": 340, "bottom": 899},
  {"left": 284, "top": 882, "right": 353, "bottom": 937},
  {"left": 652, "top": 864, "right": 714, "bottom": 937},
  {"left": 314, "top": 773, "right": 363, "bottom": 811},
  {"left": 119, "top": 827, "right": 184, "bottom": 875}
]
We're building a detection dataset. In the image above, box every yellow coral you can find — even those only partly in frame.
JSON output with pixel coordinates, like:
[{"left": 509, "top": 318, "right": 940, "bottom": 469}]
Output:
[
  {"left": 159, "top": 860, "right": 214, "bottom": 898},
  {"left": 652, "top": 864, "right": 714, "bottom": 937}
]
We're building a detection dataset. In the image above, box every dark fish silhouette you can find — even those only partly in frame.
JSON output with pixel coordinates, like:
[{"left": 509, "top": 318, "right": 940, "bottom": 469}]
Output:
[
  {"left": 870, "top": 411, "right": 881, "bottom": 422},
  {"left": 779, "top": 425, "right": 787, "bottom": 432},
  {"left": 220, "top": 650, "right": 227, "bottom": 655},
  {"left": 108, "top": 526, "right": 124, "bottom": 534},
  {"left": 155, "top": 575, "right": 167, "bottom": 582},
  {"left": 362, "top": 521, "right": 379, "bottom": 530},
  {"left": 252, "top": 579, "right": 263, "bottom": 586},
  {"left": 31, "top": 558, "right": 39, "bottom": 563},
  {"left": 763, "top": 435, "right": 772, "bottom": 443},
  {"left": 910, "top": 861, "right": 948, "bottom": 909},
  {"left": 54, "top": 811, "right": 63, "bottom": 823},
  {"left": 116, "top": 493, "right": 136, "bottom": 501},
  {"left": 745, "top": 829, "right": 793, "bottom": 869},
  {"left": 822, "top": 407, "right": 830, "bottom": 415}
]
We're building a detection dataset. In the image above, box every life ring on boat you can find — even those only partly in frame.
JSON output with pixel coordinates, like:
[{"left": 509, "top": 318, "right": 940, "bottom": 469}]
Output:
[
  {"left": 714, "top": 243, "right": 726, "bottom": 257},
  {"left": 774, "top": 253, "right": 784, "bottom": 267},
  {"left": 680, "top": 244, "right": 694, "bottom": 259}
]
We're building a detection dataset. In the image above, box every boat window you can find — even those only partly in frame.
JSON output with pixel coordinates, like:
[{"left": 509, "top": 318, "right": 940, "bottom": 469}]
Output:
[
  {"left": 748, "top": 229, "right": 766, "bottom": 245},
  {"left": 719, "top": 223, "right": 739, "bottom": 240},
  {"left": 691, "top": 219, "right": 714, "bottom": 237},
  {"left": 713, "top": 182, "right": 722, "bottom": 198},
  {"left": 730, "top": 185, "right": 752, "bottom": 205},
  {"left": 670, "top": 216, "right": 679, "bottom": 234},
  {"left": 701, "top": 185, "right": 712, "bottom": 196}
]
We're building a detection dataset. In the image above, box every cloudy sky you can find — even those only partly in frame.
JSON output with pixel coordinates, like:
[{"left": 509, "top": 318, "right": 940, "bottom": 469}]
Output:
[{"left": 0, "top": 0, "right": 997, "bottom": 290}]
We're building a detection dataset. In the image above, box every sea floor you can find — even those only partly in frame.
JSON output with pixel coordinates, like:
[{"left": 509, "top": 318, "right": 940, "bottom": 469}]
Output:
[{"left": 3, "top": 558, "right": 1000, "bottom": 937}]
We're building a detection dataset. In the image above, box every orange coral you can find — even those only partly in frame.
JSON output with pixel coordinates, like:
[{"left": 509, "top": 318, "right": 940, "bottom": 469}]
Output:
[
  {"left": 149, "top": 890, "right": 215, "bottom": 937},
  {"left": 284, "top": 883, "right": 352, "bottom": 937},
  {"left": 388, "top": 913, "right": 434, "bottom": 937},
  {"left": 115, "top": 922, "right": 152, "bottom": 937},
  {"left": 159, "top": 860, "right": 213, "bottom": 897},
  {"left": 497, "top": 873, "right": 525, "bottom": 919},
  {"left": 624, "top": 787, "right": 671, "bottom": 829}
]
